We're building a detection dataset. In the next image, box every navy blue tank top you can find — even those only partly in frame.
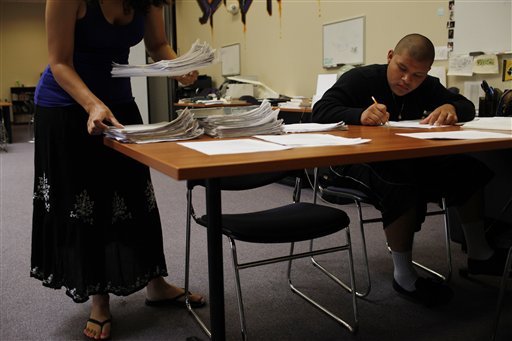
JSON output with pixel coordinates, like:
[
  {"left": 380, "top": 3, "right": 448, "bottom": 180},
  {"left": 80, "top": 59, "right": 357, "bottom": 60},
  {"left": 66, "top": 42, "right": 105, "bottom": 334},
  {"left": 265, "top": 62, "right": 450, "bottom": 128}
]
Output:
[{"left": 35, "top": 3, "right": 145, "bottom": 107}]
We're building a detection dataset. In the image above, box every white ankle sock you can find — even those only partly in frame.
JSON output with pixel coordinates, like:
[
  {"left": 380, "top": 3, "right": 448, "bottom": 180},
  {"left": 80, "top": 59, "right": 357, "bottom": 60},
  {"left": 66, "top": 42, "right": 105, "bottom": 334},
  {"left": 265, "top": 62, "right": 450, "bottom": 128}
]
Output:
[
  {"left": 461, "top": 221, "right": 494, "bottom": 260},
  {"left": 392, "top": 250, "right": 418, "bottom": 291}
]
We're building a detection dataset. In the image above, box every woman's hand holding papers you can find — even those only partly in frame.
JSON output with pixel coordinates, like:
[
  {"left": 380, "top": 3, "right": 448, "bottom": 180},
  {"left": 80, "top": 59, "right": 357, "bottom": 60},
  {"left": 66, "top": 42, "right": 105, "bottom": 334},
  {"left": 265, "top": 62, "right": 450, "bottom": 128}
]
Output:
[{"left": 174, "top": 70, "right": 199, "bottom": 86}]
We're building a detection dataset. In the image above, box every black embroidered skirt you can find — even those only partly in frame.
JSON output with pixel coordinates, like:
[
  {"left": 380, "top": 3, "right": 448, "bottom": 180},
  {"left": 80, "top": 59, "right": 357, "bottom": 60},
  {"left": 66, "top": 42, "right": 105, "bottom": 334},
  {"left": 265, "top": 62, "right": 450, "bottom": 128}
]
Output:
[{"left": 31, "top": 101, "right": 168, "bottom": 303}]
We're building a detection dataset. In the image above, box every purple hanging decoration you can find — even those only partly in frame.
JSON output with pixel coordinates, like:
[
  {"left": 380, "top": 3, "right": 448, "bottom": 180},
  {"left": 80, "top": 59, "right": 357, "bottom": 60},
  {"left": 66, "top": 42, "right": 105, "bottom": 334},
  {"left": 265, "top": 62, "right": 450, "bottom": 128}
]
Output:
[
  {"left": 196, "top": 0, "right": 223, "bottom": 27},
  {"left": 266, "top": 0, "right": 281, "bottom": 16},
  {"left": 238, "top": 0, "right": 253, "bottom": 26}
]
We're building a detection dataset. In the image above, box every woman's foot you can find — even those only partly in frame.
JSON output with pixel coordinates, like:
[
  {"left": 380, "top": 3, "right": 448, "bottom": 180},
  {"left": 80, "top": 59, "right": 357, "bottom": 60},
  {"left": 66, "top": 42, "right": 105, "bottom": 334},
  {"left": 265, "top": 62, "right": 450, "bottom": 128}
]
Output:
[
  {"left": 84, "top": 294, "right": 112, "bottom": 340},
  {"left": 146, "top": 277, "right": 206, "bottom": 308}
]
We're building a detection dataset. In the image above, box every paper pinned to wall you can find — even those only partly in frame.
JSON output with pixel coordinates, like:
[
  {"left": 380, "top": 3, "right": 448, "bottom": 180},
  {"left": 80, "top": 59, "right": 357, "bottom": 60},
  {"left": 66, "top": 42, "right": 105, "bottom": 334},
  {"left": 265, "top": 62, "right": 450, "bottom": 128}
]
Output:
[
  {"left": 473, "top": 54, "right": 499, "bottom": 74},
  {"left": 447, "top": 54, "right": 473, "bottom": 76},
  {"left": 434, "top": 46, "right": 450, "bottom": 61}
]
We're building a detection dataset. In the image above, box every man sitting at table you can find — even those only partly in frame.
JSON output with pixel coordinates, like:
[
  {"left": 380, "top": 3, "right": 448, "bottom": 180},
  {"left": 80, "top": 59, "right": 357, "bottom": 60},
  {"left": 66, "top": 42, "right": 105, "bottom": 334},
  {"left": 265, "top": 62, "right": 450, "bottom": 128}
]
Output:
[{"left": 312, "top": 33, "right": 507, "bottom": 306}]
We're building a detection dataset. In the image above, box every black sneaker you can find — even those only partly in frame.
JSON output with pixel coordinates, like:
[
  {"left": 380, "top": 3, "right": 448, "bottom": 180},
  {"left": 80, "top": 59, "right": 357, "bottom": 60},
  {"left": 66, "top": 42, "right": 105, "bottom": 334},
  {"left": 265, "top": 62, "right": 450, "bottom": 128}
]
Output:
[
  {"left": 393, "top": 277, "right": 454, "bottom": 307},
  {"left": 467, "top": 248, "right": 512, "bottom": 277}
]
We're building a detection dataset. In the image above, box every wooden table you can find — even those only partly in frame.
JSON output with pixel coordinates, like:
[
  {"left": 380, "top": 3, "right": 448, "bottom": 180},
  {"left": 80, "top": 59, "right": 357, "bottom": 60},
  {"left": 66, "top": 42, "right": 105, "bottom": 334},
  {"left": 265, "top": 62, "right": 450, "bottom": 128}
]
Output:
[{"left": 105, "top": 125, "right": 512, "bottom": 340}]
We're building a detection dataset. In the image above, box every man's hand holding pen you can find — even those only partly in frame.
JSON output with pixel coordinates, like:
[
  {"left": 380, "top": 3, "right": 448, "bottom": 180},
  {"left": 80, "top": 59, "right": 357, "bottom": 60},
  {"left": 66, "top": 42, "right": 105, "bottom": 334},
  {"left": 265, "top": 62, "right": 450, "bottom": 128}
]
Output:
[{"left": 361, "top": 96, "right": 390, "bottom": 126}]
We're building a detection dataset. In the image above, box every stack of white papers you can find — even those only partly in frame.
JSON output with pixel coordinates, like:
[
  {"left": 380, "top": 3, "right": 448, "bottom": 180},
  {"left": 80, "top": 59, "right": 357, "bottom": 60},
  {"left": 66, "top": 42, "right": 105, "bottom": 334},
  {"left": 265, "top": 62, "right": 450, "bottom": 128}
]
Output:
[
  {"left": 196, "top": 101, "right": 284, "bottom": 138},
  {"left": 105, "top": 108, "right": 204, "bottom": 143},
  {"left": 111, "top": 40, "right": 218, "bottom": 77}
]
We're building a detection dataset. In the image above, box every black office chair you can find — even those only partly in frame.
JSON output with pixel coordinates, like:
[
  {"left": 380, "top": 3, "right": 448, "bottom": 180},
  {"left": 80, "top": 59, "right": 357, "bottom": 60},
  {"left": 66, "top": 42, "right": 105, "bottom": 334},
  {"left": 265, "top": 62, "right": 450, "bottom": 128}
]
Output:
[
  {"left": 184, "top": 171, "right": 359, "bottom": 340},
  {"left": 311, "top": 168, "right": 452, "bottom": 297}
]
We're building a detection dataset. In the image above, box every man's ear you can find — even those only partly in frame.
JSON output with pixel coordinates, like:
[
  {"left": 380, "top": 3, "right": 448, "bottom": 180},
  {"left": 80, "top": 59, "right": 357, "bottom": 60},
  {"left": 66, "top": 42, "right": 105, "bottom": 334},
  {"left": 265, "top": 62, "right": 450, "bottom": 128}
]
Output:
[{"left": 387, "top": 50, "right": 394, "bottom": 64}]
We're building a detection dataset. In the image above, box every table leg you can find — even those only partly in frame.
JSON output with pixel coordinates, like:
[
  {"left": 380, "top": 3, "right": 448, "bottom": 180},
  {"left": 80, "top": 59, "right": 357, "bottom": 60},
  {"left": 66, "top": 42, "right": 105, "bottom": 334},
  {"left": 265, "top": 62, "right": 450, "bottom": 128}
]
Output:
[{"left": 205, "top": 178, "right": 226, "bottom": 340}]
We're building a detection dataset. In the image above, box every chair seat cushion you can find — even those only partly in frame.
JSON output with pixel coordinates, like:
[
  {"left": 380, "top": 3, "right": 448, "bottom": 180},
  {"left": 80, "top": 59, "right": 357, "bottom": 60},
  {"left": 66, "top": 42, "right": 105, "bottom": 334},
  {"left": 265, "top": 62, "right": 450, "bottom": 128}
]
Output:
[{"left": 197, "top": 202, "right": 350, "bottom": 243}]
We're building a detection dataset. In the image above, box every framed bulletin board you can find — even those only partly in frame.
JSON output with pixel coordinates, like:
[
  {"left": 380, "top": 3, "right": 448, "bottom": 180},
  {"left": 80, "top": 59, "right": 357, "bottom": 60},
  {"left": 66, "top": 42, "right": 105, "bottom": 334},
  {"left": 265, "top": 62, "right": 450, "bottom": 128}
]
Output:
[
  {"left": 221, "top": 43, "right": 241, "bottom": 76},
  {"left": 323, "top": 16, "right": 365, "bottom": 68}
]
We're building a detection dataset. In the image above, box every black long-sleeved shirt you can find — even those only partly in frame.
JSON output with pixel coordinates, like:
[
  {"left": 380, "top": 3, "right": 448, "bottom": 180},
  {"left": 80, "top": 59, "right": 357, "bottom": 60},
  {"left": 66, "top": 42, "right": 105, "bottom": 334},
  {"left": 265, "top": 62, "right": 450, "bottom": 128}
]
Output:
[{"left": 312, "top": 64, "right": 475, "bottom": 125}]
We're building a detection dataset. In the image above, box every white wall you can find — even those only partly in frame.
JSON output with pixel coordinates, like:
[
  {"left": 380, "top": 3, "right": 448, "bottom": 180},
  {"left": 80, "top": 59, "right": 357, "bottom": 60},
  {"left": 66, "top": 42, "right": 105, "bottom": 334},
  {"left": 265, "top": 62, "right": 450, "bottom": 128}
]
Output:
[
  {"left": 129, "top": 41, "right": 149, "bottom": 124},
  {"left": 175, "top": 1, "right": 511, "bottom": 99}
]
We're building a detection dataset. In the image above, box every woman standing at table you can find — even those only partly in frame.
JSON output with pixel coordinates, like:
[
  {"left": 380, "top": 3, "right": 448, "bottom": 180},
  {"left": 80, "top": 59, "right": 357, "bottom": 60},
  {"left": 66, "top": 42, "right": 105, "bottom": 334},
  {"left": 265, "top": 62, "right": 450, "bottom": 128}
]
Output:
[{"left": 31, "top": 1, "right": 204, "bottom": 339}]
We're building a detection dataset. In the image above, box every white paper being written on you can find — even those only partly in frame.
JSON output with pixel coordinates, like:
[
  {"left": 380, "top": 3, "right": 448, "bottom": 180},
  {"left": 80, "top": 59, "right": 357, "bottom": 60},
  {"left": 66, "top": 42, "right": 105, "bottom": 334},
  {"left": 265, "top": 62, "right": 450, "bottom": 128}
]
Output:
[
  {"left": 396, "top": 131, "right": 512, "bottom": 140},
  {"left": 386, "top": 120, "right": 449, "bottom": 129},
  {"left": 178, "top": 139, "right": 291, "bottom": 155}
]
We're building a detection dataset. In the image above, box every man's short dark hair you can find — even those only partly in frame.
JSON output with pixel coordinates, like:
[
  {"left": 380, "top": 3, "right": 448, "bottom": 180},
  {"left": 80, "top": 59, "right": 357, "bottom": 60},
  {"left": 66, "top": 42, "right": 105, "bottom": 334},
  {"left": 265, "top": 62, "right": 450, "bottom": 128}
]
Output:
[{"left": 394, "top": 34, "right": 435, "bottom": 65}]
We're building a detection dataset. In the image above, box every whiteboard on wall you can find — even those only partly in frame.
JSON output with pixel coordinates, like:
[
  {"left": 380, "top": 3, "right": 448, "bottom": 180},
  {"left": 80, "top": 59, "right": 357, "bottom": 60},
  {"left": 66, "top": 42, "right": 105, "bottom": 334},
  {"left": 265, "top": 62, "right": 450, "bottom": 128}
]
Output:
[
  {"left": 323, "top": 16, "right": 365, "bottom": 67},
  {"left": 453, "top": 1, "right": 511, "bottom": 54},
  {"left": 221, "top": 43, "right": 241, "bottom": 76}
]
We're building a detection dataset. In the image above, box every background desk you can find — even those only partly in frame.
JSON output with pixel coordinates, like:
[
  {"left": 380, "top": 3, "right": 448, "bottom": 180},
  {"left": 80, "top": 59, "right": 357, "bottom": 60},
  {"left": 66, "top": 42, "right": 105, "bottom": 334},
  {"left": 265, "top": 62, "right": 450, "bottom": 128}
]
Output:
[
  {"left": 0, "top": 102, "right": 12, "bottom": 143},
  {"left": 275, "top": 106, "right": 312, "bottom": 123},
  {"left": 104, "top": 125, "right": 512, "bottom": 340}
]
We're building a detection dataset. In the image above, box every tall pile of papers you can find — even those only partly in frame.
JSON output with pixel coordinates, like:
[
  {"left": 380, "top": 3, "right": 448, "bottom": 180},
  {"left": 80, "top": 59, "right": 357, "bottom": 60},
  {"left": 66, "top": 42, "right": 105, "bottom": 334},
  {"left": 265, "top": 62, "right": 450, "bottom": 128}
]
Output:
[
  {"left": 196, "top": 101, "right": 284, "bottom": 138},
  {"left": 111, "top": 40, "right": 217, "bottom": 77},
  {"left": 105, "top": 108, "right": 204, "bottom": 144}
]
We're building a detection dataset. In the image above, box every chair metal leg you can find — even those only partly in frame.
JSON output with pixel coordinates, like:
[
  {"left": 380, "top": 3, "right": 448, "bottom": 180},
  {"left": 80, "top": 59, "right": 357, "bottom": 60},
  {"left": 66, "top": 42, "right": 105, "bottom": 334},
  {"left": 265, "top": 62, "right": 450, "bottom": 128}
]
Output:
[
  {"left": 229, "top": 239, "right": 248, "bottom": 341},
  {"left": 185, "top": 189, "right": 212, "bottom": 338},
  {"left": 288, "top": 230, "right": 359, "bottom": 333},
  {"left": 411, "top": 198, "right": 452, "bottom": 282},
  {"left": 309, "top": 199, "right": 372, "bottom": 298},
  {"left": 311, "top": 169, "right": 371, "bottom": 297},
  {"left": 491, "top": 246, "right": 512, "bottom": 341}
]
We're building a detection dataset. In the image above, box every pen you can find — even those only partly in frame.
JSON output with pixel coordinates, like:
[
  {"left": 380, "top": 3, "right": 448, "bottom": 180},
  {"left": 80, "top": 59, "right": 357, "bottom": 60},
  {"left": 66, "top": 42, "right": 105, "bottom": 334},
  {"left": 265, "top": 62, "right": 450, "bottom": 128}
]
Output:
[{"left": 371, "top": 96, "right": 389, "bottom": 126}]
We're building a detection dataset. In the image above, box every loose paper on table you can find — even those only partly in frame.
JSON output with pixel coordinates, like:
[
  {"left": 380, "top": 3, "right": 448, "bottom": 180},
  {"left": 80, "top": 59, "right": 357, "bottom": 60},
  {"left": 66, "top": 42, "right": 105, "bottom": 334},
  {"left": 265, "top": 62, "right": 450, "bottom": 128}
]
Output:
[
  {"left": 462, "top": 117, "right": 512, "bottom": 131},
  {"left": 178, "top": 139, "right": 291, "bottom": 155},
  {"left": 254, "top": 134, "right": 370, "bottom": 147},
  {"left": 396, "top": 131, "right": 511, "bottom": 140}
]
